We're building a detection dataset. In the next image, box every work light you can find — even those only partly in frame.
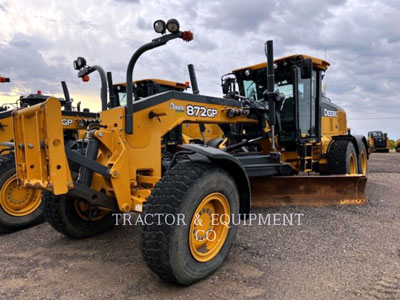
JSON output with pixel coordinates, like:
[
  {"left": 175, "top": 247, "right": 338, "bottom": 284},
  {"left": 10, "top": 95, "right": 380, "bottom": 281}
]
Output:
[
  {"left": 73, "top": 57, "right": 87, "bottom": 70},
  {"left": 166, "top": 19, "right": 180, "bottom": 34},
  {"left": 153, "top": 20, "right": 166, "bottom": 34}
]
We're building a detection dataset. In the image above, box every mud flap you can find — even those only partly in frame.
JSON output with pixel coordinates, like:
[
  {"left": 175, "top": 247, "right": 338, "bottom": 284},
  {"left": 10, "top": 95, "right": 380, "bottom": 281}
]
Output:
[{"left": 251, "top": 175, "right": 367, "bottom": 207}]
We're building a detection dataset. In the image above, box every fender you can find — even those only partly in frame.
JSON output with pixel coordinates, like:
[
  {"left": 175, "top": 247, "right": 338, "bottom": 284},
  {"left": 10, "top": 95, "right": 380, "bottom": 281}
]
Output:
[
  {"left": 331, "top": 135, "right": 369, "bottom": 159},
  {"left": 181, "top": 144, "right": 251, "bottom": 217}
]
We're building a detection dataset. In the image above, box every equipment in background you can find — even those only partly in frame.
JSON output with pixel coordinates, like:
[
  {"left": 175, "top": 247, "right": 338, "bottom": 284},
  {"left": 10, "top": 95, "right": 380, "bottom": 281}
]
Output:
[
  {"left": 0, "top": 82, "right": 98, "bottom": 234},
  {"left": 368, "top": 131, "right": 389, "bottom": 153}
]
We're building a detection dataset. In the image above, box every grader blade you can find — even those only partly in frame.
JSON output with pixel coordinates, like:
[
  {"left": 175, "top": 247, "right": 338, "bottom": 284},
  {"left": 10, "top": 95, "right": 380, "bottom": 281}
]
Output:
[{"left": 250, "top": 175, "right": 367, "bottom": 207}]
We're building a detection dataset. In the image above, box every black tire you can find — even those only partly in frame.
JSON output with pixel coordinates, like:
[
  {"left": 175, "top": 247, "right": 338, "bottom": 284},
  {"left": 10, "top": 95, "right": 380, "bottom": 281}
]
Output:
[
  {"left": 43, "top": 192, "right": 115, "bottom": 239},
  {"left": 358, "top": 142, "right": 368, "bottom": 174},
  {"left": 0, "top": 154, "right": 44, "bottom": 234},
  {"left": 141, "top": 161, "right": 239, "bottom": 285},
  {"left": 327, "top": 140, "right": 358, "bottom": 175}
]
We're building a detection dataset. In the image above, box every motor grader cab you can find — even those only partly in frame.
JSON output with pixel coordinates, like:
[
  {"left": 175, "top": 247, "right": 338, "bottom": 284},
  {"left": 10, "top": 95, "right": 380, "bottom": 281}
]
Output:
[
  {"left": 0, "top": 82, "right": 98, "bottom": 233},
  {"left": 368, "top": 131, "right": 389, "bottom": 153},
  {"left": 113, "top": 78, "right": 189, "bottom": 104},
  {"left": 11, "top": 19, "right": 367, "bottom": 285},
  {"left": 223, "top": 53, "right": 369, "bottom": 176}
]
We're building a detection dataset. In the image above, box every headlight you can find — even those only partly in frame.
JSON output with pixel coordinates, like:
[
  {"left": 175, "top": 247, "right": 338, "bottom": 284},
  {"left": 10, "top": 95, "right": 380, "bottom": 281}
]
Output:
[
  {"left": 74, "top": 57, "right": 86, "bottom": 70},
  {"left": 77, "top": 57, "right": 86, "bottom": 68},
  {"left": 153, "top": 19, "right": 166, "bottom": 34},
  {"left": 166, "top": 19, "right": 180, "bottom": 34}
]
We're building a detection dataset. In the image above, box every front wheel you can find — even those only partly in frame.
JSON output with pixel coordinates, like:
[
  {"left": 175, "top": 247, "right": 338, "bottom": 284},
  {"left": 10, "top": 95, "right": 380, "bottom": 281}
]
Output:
[
  {"left": 0, "top": 154, "right": 44, "bottom": 233},
  {"left": 141, "top": 161, "right": 239, "bottom": 285}
]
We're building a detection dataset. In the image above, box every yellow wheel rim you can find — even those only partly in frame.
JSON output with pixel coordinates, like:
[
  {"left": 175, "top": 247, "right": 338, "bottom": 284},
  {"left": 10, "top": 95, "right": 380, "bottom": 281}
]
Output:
[
  {"left": 349, "top": 153, "right": 357, "bottom": 175},
  {"left": 0, "top": 175, "right": 42, "bottom": 217},
  {"left": 74, "top": 200, "right": 108, "bottom": 221},
  {"left": 360, "top": 150, "right": 367, "bottom": 174},
  {"left": 189, "top": 192, "right": 230, "bottom": 262}
]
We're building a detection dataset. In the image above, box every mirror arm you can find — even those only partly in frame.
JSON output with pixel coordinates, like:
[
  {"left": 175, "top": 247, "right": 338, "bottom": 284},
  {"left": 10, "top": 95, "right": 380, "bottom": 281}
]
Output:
[{"left": 78, "top": 65, "right": 108, "bottom": 111}]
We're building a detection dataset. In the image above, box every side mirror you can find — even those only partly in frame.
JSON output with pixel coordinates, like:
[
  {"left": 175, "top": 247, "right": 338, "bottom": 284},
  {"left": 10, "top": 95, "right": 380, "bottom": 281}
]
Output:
[
  {"left": 222, "top": 79, "right": 230, "bottom": 94},
  {"left": 300, "top": 58, "right": 312, "bottom": 79},
  {"left": 384, "top": 133, "right": 387, "bottom": 138}
]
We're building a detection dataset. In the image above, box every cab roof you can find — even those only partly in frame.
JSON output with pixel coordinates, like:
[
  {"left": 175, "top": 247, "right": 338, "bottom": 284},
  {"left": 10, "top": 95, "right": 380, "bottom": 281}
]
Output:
[
  {"left": 232, "top": 54, "right": 330, "bottom": 72},
  {"left": 114, "top": 79, "right": 188, "bottom": 90}
]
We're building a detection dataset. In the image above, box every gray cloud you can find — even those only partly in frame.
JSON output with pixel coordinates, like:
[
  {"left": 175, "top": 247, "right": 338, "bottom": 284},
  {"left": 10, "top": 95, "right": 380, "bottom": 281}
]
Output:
[
  {"left": 202, "top": 0, "right": 277, "bottom": 34},
  {"left": 0, "top": 33, "right": 72, "bottom": 96},
  {"left": 0, "top": 1, "right": 6, "bottom": 12},
  {"left": 0, "top": 0, "right": 399, "bottom": 138},
  {"left": 114, "top": 0, "right": 139, "bottom": 3}
]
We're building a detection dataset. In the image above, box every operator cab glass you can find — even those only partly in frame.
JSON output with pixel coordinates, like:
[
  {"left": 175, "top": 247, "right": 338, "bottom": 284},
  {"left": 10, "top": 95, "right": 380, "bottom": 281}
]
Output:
[
  {"left": 234, "top": 58, "right": 321, "bottom": 148},
  {"left": 243, "top": 80, "right": 263, "bottom": 101},
  {"left": 114, "top": 80, "right": 185, "bottom": 106},
  {"left": 369, "top": 131, "right": 383, "bottom": 138},
  {"left": 297, "top": 70, "right": 317, "bottom": 138}
]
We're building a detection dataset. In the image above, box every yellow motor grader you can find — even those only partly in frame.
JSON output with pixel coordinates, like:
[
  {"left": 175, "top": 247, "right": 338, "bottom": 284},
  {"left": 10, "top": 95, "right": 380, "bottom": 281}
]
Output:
[
  {"left": 11, "top": 19, "right": 367, "bottom": 285},
  {"left": 0, "top": 81, "right": 98, "bottom": 233}
]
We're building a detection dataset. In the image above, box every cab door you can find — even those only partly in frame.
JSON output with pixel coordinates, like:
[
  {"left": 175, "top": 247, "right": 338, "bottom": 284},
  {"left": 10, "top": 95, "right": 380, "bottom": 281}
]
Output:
[{"left": 295, "top": 65, "right": 319, "bottom": 141}]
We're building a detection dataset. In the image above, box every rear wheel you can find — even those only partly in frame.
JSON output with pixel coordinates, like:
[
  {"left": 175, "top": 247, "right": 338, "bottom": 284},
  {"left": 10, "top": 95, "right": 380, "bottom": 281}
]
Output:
[
  {"left": 43, "top": 192, "right": 115, "bottom": 238},
  {"left": 141, "top": 161, "right": 239, "bottom": 285},
  {"left": 327, "top": 140, "right": 358, "bottom": 175},
  {"left": 0, "top": 154, "right": 44, "bottom": 233}
]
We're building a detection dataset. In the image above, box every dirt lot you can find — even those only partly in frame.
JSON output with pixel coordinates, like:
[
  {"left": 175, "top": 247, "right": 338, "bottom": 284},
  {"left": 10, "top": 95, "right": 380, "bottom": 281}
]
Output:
[{"left": 0, "top": 153, "right": 399, "bottom": 300}]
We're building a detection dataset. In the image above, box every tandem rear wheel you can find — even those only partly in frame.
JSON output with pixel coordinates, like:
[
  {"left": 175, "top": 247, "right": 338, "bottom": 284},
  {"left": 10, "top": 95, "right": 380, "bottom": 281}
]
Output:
[
  {"left": 43, "top": 192, "right": 115, "bottom": 239},
  {"left": 141, "top": 161, "right": 239, "bottom": 285},
  {"left": 327, "top": 139, "right": 367, "bottom": 175}
]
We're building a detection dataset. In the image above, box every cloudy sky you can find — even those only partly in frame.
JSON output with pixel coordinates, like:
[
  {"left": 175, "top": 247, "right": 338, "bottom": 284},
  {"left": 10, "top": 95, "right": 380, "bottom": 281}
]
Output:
[{"left": 0, "top": 0, "right": 399, "bottom": 139}]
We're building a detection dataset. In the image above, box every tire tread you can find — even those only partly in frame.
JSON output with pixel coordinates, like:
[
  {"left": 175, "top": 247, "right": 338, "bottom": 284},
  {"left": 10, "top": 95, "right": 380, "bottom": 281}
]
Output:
[{"left": 141, "top": 161, "right": 211, "bottom": 284}]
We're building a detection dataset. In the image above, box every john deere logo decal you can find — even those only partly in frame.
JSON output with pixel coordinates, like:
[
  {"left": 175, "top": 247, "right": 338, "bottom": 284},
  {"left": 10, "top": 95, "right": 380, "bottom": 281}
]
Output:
[
  {"left": 323, "top": 109, "right": 337, "bottom": 118},
  {"left": 170, "top": 102, "right": 184, "bottom": 113}
]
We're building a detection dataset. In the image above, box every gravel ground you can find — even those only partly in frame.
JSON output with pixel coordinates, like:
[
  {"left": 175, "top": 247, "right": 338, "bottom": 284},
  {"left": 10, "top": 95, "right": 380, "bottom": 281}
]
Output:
[{"left": 0, "top": 153, "right": 399, "bottom": 300}]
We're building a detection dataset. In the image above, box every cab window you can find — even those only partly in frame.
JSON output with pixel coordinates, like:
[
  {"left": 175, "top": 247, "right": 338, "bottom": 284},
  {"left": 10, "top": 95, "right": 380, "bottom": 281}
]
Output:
[
  {"left": 243, "top": 80, "right": 259, "bottom": 101},
  {"left": 298, "top": 70, "right": 317, "bottom": 138}
]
